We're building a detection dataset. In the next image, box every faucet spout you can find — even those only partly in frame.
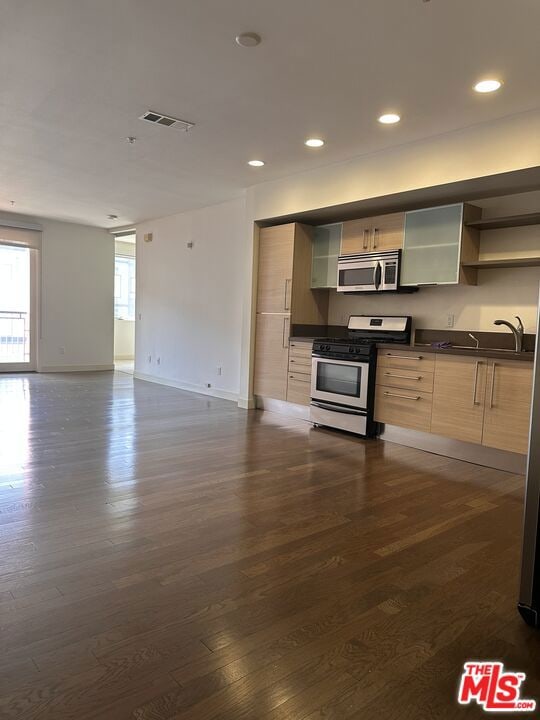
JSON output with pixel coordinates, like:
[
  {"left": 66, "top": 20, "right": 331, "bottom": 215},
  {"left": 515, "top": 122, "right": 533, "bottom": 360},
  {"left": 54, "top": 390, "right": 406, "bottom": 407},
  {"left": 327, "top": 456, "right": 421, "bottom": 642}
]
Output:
[{"left": 493, "top": 316, "right": 524, "bottom": 352}]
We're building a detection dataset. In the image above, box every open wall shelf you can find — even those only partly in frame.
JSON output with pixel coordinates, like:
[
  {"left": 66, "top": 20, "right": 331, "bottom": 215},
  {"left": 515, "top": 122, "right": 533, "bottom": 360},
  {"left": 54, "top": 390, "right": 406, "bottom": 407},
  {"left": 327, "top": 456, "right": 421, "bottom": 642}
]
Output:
[
  {"left": 462, "top": 256, "right": 540, "bottom": 270},
  {"left": 465, "top": 212, "right": 540, "bottom": 231}
]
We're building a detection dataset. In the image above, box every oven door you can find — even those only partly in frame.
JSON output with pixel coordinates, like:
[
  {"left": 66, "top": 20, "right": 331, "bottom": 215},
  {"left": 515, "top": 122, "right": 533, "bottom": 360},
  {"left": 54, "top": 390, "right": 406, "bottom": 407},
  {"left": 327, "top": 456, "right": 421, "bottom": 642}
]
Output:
[
  {"left": 311, "top": 357, "right": 369, "bottom": 409},
  {"left": 337, "top": 258, "right": 380, "bottom": 293}
]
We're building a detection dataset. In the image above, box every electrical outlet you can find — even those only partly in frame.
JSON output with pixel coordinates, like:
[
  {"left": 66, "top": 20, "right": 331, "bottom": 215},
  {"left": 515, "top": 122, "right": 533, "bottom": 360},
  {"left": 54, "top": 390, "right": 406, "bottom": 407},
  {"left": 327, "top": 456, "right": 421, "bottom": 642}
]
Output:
[
  {"left": 206, "top": 382, "right": 211, "bottom": 388},
  {"left": 217, "top": 366, "right": 222, "bottom": 376},
  {"left": 148, "top": 354, "right": 152, "bottom": 363},
  {"left": 59, "top": 346, "right": 65, "bottom": 355},
  {"left": 157, "top": 357, "right": 161, "bottom": 365},
  {"left": 447, "top": 314, "right": 455, "bottom": 328},
  {"left": 138, "top": 313, "right": 142, "bottom": 321}
]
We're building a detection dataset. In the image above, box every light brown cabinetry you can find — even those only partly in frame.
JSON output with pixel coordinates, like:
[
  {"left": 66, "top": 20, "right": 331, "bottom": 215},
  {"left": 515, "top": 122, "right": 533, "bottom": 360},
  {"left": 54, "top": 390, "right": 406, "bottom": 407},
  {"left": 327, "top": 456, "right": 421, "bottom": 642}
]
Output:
[
  {"left": 254, "top": 224, "right": 326, "bottom": 401},
  {"left": 482, "top": 360, "right": 533, "bottom": 454},
  {"left": 253, "top": 314, "right": 290, "bottom": 400},
  {"left": 431, "top": 355, "right": 488, "bottom": 444},
  {"left": 375, "top": 350, "right": 434, "bottom": 432},
  {"left": 431, "top": 354, "right": 533, "bottom": 454},
  {"left": 286, "top": 340, "right": 313, "bottom": 406},
  {"left": 376, "top": 350, "right": 533, "bottom": 456},
  {"left": 256, "top": 224, "right": 295, "bottom": 313},
  {"left": 341, "top": 212, "right": 404, "bottom": 255}
]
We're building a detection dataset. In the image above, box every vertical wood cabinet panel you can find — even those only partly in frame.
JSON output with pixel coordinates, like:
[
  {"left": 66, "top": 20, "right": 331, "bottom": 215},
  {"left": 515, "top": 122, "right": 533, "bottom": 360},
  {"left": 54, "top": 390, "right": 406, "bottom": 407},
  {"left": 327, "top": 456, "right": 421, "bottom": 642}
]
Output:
[
  {"left": 253, "top": 314, "right": 289, "bottom": 401},
  {"left": 340, "top": 213, "right": 404, "bottom": 255},
  {"left": 341, "top": 219, "right": 371, "bottom": 255},
  {"left": 431, "top": 355, "right": 488, "bottom": 444},
  {"left": 256, "top": 224, "right": 295, "bottom": 313},
  {"left": 482, "top": 360, "right": 533, "bottom": 454},
  {"left": 369, "top": 212, "right": 405, "bottom": 252}
]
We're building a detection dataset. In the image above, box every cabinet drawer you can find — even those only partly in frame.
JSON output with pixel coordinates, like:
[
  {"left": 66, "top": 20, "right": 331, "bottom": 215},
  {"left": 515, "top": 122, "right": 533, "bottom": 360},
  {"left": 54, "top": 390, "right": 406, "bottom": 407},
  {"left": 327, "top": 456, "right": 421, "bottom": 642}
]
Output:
[
  {"left": 287, "top": 373, "right": 311, "bottom": 406},
  {"left": 288, "top": 357, "right": 312, "bottom": 374},
  {"left": 289, "top": 340, "right": 313, "bottom": 358},
  {"left": 378, "top": 350, "right": 435, "bottom": 372},
  {"left": 374, "top": 385, "right": 433, "bottom": 433},
  {"left": 376, "top": 368, "right": 434, "bottom": 393}
]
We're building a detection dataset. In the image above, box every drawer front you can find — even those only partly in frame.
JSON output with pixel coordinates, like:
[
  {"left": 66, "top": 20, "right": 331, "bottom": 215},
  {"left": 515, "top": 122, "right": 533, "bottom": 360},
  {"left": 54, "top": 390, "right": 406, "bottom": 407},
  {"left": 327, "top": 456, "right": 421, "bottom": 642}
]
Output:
[
  {"left": 287, "top": 373, "right": 311, "bottom": 406},
  {"left": 376, "top": 368, "right": 434, "bottom": 393},
  {"left": 378, "top": 350, "right": 435, "bottom": 372},
  {"left": 288, "top": 356, "right": 312, "bottom": 374},
  {"left": 289, "top": 340, "right": 313, "bottom": 358},
  {"left": 374, "top": 385, "right": 433, "bottom": 433}
]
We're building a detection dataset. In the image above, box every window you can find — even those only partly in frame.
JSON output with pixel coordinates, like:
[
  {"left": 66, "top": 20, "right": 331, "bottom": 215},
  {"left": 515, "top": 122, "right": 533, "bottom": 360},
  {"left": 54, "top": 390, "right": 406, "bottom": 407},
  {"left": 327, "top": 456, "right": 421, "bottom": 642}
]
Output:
[{"left": 114, "top": 255, "right": 136, "bottom": 321}]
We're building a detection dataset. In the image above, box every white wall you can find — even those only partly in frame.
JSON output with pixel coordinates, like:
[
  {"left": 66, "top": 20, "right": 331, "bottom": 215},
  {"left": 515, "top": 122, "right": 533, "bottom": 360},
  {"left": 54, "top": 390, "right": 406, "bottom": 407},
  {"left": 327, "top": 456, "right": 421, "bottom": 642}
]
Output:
[
  {"left": 0, "top": 212, "right": 114, "bottom": 371},
  {"left": 239, "top": 108, "right": 540, "bottom": 405},
  {"left": 135, "top": 197, "right": 246, "bottom": 401},
  {"left": 114, "top": 239, "right": 136, "bottom": 360}
]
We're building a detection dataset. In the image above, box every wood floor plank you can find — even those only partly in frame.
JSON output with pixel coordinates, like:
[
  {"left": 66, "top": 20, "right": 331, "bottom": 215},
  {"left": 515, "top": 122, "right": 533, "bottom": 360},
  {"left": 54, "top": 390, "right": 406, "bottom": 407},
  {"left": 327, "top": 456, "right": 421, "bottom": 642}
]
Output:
[{"left": 0, "top": 371, "right": 537, "bottom": 719}]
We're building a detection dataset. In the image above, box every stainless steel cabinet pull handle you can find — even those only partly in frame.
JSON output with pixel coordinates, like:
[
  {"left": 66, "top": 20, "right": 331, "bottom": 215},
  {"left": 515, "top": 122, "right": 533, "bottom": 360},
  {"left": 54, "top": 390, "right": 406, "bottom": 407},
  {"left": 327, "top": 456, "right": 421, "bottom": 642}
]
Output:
[
  {"left": 383, "top": 391, "right": 421, "bottom": 401},
  {"left": 472, "top": 361, "right": 481, "bottom": 406},
  {"left": 489, "top": 363, "right": 497, "bottom": 408},
  {"left": 373, "top": 227, "right": 379, "bottom": 249},
  {"left": 363, "top": 229, "right": 369, "bottom": 250},
  {"left": 385, "top": 353, "right": 423, "bottom": 360},
  {"left": 282, "top": 317, "right": 289, "bottom": 349},
  {"left": 384, "top": 372, "right": 422, "bottom": 380},
  {"left": 284, "top": 278, "right": 292, "bottom": 311}
]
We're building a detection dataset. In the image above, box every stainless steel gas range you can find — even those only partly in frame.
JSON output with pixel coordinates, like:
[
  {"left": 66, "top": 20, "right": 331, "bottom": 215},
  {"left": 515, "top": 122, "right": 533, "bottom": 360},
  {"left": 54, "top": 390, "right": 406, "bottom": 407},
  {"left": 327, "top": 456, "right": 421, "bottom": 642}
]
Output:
[{"left": 310, "top": 315, "right": 412, "bottom": 437}]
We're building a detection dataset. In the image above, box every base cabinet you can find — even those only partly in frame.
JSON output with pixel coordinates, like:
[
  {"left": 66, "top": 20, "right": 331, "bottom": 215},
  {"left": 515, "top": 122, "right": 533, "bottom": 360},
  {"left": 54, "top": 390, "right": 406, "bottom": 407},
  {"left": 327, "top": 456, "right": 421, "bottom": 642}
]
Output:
[
  {"left": 286, "top": 340, "right": 313, "bottom": 406},
  {"left": 376, "top": 351, "right": 533, "bottom": 456},
  {"left": 253, "top": 314, "right": 290, "bottom": 401},
  {"left": 482, "top": 360, "right": 533, "bottom": 454},
  {"left": 431, "top": 356, "right": 488, "bottom": 444}
]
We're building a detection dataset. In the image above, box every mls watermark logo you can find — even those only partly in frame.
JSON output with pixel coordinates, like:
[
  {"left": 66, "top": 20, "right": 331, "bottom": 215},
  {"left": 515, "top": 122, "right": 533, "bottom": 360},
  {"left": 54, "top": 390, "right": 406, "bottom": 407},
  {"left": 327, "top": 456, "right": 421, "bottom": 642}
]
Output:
[{"left": 458, "top": 662, "right": 536, "bottom": 712}]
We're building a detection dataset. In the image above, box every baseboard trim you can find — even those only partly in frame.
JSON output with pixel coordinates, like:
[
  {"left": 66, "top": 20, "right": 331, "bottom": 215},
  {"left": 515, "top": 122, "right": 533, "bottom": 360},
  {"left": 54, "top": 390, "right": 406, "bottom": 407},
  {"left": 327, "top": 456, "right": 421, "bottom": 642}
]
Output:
[
  {"left": 114, "top": 356, "right": 135, "bottom": 361},
  {"left": 133, "top": 371, "right": 239, "bottom": 403},
  {"left": 238, "top": 396, "right": 256, "bottom": 410},
  {"left": 255, "top": 396, "right": 311, "bottom": 421},
  {"left": 380, "top": 423, "right": 527, "bottom": 474},
  {"left": 39, "top": 364, "right": 114, "bottom": 373}
]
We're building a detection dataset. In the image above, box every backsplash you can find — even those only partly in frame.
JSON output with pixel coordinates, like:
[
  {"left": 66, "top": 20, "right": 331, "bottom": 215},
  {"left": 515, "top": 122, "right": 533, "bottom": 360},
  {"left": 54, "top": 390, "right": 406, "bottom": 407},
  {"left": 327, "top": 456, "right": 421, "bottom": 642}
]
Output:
[{"left": 328, "top": 266, "right": 540, "bottom": 334}]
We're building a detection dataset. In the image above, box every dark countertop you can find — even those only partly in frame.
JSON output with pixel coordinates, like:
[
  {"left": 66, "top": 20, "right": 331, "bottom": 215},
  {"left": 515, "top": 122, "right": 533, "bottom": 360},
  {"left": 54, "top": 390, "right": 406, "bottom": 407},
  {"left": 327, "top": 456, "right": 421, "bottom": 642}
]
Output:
[{"left": 377, "top": 342, "right": 535, "bottom": 362}]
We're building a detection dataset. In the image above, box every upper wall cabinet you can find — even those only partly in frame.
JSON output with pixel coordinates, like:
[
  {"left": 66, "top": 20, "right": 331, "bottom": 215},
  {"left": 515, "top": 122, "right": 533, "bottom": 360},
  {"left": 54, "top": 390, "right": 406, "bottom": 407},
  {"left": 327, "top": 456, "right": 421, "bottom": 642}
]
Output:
[
  {"left": 400, "top": 203, "right": 481, "bottom": 286},
  {"left": 311, "top": 223, "right": 342, "bottom": 289},
  {"left": 257, "top": 222, "right": 328, "bottom": 324},
  {"left": 257, "top": 224, "right": 295, "bottom": 313},
  {"left": 340, "top": 212, "right": 404, "bottom": 255}
]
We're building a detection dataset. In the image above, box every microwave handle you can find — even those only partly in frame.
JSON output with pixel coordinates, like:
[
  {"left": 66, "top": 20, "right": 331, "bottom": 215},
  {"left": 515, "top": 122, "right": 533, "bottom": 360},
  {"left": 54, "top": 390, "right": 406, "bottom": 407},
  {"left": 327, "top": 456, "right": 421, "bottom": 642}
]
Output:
[{"left": 373, "top": 262, "right": 382, "bottom": 290}]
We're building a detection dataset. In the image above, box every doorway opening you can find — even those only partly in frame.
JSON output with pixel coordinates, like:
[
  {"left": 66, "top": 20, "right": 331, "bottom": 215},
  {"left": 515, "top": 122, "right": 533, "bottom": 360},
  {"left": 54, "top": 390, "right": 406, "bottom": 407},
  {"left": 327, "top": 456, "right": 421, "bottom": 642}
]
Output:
[
  {"left": 114, "top": 234, "right": 136, "bottom": 374},
  {"left": 0, "top": 243, "right": 37, "bottom": 372}
]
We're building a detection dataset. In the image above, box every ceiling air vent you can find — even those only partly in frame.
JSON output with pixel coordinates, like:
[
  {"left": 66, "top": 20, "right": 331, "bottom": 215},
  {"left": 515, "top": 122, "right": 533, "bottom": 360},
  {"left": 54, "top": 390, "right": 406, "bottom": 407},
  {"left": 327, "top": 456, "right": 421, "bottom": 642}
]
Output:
[{"left": 139, "top": 110, "right": 194, "bottom": 132}]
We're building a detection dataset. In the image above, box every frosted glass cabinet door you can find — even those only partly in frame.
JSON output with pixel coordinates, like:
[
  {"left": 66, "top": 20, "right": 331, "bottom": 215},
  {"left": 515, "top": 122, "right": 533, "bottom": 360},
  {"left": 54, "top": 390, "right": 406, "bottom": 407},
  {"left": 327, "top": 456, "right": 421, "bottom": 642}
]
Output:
[
  {"left": 401, "top": 204, "right": 464, "bottom": 286},
  {"left": 311, "top": 223, "right": 342, "bottom": 289}
]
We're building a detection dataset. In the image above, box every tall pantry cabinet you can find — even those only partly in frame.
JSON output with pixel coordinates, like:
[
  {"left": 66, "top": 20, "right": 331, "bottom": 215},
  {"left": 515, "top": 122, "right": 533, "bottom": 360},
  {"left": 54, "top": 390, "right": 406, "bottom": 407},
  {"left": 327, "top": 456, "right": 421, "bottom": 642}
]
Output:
[{"left": 253, "top": 223, "right": 327, "bottom": 400}]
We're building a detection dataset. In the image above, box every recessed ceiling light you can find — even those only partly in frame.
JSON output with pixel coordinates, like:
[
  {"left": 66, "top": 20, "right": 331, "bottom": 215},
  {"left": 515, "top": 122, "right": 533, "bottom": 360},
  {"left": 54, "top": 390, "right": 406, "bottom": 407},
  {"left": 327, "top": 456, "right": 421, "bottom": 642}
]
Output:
[
  {"left": 236, "top": 32, "right": 261, "bottom": 47},
  {"left": 126, "top": 136, "right": 137, "bottom": 144},
  {"left": 248, "top": 160, "right": 265, "bottom": 167},
  {"left": 378, "top": 113, "right": 401, "bottom": 125},
  {"left": 305, "top": 138, "right": 325, "bottom": 148},
  {"left": 474, "top": 79, "right": 502, "bottom": 93}
]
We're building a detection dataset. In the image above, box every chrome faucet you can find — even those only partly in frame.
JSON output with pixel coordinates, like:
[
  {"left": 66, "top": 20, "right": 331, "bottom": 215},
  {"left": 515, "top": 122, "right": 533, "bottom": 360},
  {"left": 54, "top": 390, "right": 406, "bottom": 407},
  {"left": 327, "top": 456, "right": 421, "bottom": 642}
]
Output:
[{"left": 493, "top": 316, "right": 524, "bottom": 352}]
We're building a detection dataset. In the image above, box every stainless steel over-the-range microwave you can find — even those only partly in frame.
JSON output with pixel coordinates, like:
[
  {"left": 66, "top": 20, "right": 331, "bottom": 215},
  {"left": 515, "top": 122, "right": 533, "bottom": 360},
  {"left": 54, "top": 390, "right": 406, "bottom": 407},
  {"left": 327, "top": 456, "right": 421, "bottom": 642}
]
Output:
[{"left": 337, "top": 249, "right": 405, "bottom": 293}]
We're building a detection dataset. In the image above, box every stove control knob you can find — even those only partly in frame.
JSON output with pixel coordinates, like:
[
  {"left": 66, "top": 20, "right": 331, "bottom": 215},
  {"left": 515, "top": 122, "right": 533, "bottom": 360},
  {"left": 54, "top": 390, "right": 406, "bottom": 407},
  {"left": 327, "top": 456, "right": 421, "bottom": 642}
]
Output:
[{"left": 349, "top": 347, "right": 355, "bottom": 353}]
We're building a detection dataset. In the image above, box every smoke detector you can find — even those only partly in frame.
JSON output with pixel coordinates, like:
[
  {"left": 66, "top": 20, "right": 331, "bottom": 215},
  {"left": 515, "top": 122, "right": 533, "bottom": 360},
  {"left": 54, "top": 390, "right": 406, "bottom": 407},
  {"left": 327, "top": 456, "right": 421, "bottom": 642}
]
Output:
[
  {"left": 139, "top": 110, "right": 194, "bottom": 132},
  {"left": 235, "top": 32, "right": 261, "bottom": 47}
]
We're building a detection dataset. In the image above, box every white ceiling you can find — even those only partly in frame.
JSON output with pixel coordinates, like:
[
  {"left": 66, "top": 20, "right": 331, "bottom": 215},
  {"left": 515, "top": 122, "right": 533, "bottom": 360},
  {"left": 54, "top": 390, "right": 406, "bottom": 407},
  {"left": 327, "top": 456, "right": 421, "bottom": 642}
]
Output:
[{"left": 1, "top": 0, "right": 539, "bottom": 228}]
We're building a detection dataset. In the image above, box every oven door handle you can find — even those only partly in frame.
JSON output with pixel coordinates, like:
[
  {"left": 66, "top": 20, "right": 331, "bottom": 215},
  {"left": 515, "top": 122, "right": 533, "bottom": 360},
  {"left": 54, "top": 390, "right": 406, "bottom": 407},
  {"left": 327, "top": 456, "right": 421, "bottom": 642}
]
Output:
[{"left": 311, "top": 401, "right": 366, "bottom": 416}]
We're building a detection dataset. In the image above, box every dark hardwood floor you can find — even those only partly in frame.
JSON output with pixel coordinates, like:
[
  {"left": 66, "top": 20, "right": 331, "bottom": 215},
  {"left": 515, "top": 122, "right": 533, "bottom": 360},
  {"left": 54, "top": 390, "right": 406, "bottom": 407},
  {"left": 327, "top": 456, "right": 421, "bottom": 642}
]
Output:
[{"left": 0, "top": 371, "right": 539, "bottom": 719}]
